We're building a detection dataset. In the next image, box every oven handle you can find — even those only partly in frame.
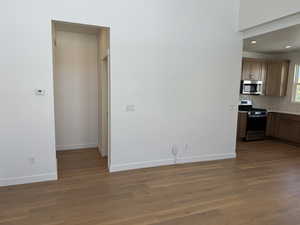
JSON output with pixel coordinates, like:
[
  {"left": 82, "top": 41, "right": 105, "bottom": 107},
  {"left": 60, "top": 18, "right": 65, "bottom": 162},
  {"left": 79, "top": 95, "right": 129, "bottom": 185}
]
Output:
[{"left": 248, "top": 114, "right": 267, "bottom": 118}]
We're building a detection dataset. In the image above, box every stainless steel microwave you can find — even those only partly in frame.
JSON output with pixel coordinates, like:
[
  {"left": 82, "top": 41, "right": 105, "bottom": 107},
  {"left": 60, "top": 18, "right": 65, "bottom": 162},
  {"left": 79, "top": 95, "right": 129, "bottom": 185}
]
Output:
[{"left": 240, "top": 80, "right": 263, "bottom": 95}]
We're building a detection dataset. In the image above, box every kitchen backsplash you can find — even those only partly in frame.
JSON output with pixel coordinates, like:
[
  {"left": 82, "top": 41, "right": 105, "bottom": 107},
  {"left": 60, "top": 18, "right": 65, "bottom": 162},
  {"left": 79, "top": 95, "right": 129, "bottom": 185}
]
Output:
[{"left": 240, "top": 94, "right": 279, "bottom": 111}]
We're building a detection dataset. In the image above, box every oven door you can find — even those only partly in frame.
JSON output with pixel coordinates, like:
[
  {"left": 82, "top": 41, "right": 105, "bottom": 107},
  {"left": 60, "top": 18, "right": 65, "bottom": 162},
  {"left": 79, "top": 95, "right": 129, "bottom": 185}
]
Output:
[
  {"left": 247, "top": 115, "right": 267, "bottom": 131},
  {"left": 245, "top": 114, "right": 267, "bottom": 141}
]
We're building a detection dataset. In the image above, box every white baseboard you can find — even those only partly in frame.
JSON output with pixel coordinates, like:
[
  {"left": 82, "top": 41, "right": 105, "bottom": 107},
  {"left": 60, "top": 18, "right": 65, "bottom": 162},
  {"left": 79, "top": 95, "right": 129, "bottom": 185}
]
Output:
[
  {"left": 109, "top": 158, "right": 174, "bottom": 172},
  {"left": 109, "top": 153, "right": 236, "bottom": 172},
  {"left": 56, "top": 144, "right": 98, "bottom": 151},
  {"left": 177, "top": 153, "right": 236, "bottom": 164},
  {"left": 0, "top": 173, "right": 57, "bottom": 187},
  {"left": 0, "top": 153, "right": 236, "bottom": 186}
]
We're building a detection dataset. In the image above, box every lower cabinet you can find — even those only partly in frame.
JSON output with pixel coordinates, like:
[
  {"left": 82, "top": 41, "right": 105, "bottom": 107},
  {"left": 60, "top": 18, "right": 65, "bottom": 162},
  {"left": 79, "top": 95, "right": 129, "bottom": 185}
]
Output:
[
  {"left": 266, "top": 112, "right": 276, "bottom": 137},
  {"left": 237, "top": 112, "right": 247, "bottom": 139},
  {"left": 266, "top": 112, "right": 300, "bottom": 144}
]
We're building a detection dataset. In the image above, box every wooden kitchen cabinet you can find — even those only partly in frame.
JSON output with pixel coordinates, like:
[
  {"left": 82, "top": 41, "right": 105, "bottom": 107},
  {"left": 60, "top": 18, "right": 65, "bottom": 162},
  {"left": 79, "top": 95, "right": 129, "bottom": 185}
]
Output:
[
  {"left": 276, "top": 116, "right": 300, "bottom": 143},
  {"left": 266, "top": 112, "right": 275, "bottom": 137},
  {"left": 242, "top": 58, "right": 267, "bottom": 81},
  {"left": 237, "top": 112, "right": 247, "bottom": 139},
  {"left": 266, "top": 112, "right": 300, "bottom": 144},
  {"left": 265, "top": 60, "right": 289, "bottom": 97}
]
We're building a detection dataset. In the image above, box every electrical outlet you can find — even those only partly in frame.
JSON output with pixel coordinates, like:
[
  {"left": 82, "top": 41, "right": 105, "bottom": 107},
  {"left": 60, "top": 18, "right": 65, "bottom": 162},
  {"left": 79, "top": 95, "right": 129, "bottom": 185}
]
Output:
[
  {"left": 184, "top": 144, "right": 189, "bottom": 152},
  {"left": 171, "top": 144, "right": 178, "bottom": 164},
  {"left": 171, "top": 144, "right": 178, "bottom": 156},
  {"left": 126, "top": 105, "right": 135, "bottom": 112}
]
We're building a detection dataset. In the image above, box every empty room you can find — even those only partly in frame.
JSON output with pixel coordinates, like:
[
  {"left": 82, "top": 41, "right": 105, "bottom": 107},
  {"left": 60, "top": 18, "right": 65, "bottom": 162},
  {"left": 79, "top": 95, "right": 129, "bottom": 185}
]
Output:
[{"left": 1, "top": 0, "right": 300, "bottom": 224}]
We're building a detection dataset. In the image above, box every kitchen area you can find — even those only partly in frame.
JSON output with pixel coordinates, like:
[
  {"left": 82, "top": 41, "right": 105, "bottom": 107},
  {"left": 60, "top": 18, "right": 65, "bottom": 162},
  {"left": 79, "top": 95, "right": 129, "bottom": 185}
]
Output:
[{"left": 237, "top": 24, "right": 300, "bottom": 145}]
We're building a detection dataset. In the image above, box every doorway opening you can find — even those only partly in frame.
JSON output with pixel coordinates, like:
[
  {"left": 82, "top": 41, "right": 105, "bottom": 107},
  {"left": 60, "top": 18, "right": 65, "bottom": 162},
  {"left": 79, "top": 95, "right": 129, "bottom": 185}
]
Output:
[
  {"left": 236, "top": 24, "right": 300, "bottom": 156},
  {"left": 52, "top": 21, "right": 111, "bottom": 176}
]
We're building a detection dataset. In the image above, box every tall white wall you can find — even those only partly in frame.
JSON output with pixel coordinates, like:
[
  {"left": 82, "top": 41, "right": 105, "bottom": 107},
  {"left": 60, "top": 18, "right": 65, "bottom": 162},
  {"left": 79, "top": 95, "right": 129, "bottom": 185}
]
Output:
[
  {"left": 54, "top": 31, "right": 99, "bottom": 151},
  {"left": 239, "top": 0, "right": 300, "bottom": 30},
  {"left": 0, "top": 0, "right": 242, "bottom": 186}
]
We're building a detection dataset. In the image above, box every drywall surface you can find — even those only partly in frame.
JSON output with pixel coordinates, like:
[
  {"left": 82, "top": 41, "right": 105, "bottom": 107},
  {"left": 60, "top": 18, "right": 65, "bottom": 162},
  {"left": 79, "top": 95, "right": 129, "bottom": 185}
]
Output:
[
  {"left": 54, "top": 31, "right": 99, "bottom": 150},
  {"left": 239, "top": 0, "right": 300, "bottom": 30},
  {"left": 0, "top": 0, "right": 242, "bottom": 185}
]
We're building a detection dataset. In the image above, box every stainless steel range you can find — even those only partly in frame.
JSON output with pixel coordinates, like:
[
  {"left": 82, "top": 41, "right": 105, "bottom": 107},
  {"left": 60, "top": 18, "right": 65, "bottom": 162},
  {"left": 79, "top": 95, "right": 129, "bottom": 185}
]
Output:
[{"left": 239, "top": 100, "right": 267, "bottom": 141}]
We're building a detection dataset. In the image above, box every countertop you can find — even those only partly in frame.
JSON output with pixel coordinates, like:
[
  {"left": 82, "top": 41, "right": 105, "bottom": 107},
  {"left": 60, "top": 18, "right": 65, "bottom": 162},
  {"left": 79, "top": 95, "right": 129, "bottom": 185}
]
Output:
[
  {"left": 268, "top": 110, "right": 300, "bottom": 116},
  {"left": 238, "top": 110, "right": 300, "bottom": 116}
]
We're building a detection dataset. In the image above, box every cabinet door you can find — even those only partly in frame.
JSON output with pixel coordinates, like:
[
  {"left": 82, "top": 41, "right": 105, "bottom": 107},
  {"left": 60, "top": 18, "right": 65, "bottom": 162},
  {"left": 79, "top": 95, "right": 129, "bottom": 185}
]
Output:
[
  {"left": 266, "top": 112, "right": 276, "bottom": 137},
  {"left": 237, "top": 112, "right": 247, "bottom": 139},
  {"left": 242, "top": 58, "right": 265, "bottom": 81},
  {"left": 265, "top": 61, "right": 289, "bottom": 97},
  {"left": 275, "top": 114, "right": 300, "bottom": 143}
]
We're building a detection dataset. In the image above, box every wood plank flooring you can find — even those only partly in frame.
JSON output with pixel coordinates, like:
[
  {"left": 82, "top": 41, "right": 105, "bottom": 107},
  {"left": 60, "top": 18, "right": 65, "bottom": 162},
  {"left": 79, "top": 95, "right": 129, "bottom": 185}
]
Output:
[{"left": 1, "top": 140, "right": 300, "bottom": 225}]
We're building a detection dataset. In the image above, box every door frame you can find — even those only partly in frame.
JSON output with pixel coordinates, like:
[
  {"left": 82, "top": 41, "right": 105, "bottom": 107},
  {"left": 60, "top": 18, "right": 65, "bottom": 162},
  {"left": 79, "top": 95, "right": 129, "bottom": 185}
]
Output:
[{"left": 51, "top": 20, "right": 112, "bottom": 173}]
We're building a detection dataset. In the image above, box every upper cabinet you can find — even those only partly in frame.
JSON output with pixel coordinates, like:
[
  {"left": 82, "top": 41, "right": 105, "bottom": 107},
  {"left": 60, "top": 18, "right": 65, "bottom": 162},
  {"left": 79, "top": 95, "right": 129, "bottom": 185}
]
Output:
[
  {"left": 241, "top": 58, "right": 289, "bottom": 97},
  {"left": 265, "top": 60, "right": 289, "bottom": 97},
  {"left": 242, "top": 58, "right": 266, "bottom": 81}
]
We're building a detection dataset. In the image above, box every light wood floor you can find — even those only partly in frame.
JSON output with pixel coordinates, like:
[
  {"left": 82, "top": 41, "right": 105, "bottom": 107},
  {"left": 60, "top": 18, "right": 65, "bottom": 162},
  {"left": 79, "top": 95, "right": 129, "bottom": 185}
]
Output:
[{"left": 1, "top": 140, "right": 300, "bottom": 225}]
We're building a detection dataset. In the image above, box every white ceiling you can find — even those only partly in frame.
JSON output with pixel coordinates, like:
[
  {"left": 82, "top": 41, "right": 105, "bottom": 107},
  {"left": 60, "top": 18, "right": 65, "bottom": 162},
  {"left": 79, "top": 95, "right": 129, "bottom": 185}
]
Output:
[{"left": 243, "top": 24, "right": 300, "bottom": 54}]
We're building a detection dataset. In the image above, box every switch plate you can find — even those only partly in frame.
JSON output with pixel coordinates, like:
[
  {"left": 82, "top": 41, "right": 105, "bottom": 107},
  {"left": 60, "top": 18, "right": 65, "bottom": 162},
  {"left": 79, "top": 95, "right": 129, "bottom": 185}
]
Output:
[
  {"left": 126, "top": 105, "right": 135, "bottom": 112},
  {"left": 229, "top": 105, "right": 236, "bottom": 111}
]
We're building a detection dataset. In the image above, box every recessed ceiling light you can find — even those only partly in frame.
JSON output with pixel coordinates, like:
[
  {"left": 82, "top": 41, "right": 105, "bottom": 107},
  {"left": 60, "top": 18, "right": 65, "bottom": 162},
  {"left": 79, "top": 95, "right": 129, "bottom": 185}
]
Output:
[
  {"left": 251, "top": 40, "right": 257, "bottom": 44},
  {"left": 286, "top": 45, "right": 292, "bottom": 49}
]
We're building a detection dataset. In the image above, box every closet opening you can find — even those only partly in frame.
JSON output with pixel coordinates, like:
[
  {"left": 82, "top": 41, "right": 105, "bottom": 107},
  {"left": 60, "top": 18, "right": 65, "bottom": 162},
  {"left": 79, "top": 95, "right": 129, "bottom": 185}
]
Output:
[{"left": 52, "top": 21, "right": 110, "bottom": 177}]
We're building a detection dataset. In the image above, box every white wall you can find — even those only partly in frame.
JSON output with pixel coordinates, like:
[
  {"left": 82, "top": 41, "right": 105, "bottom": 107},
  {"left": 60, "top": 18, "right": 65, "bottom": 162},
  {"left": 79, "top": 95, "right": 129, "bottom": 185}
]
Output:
[
  {"left": 239, "top": 0, "right": 300, "bottom": 30},
  {"left": 54, "top": 31, "right": 99, "bottom": 151},
  {"left": 0, "top": 0, "right": 242, "bottom": 186}
]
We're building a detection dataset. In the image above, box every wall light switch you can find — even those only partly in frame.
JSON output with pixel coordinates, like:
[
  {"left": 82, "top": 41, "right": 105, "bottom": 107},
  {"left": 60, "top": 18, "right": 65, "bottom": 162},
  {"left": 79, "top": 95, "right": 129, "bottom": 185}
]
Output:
[
  {"left": 229, "top": 105, "right": 236, "bottom": 111},
  {"left": 35, "top": 89, "right": 46, "bottom": 96},
  {"left": 126, "top": 105, "right": 135, "bottom": 112}
]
